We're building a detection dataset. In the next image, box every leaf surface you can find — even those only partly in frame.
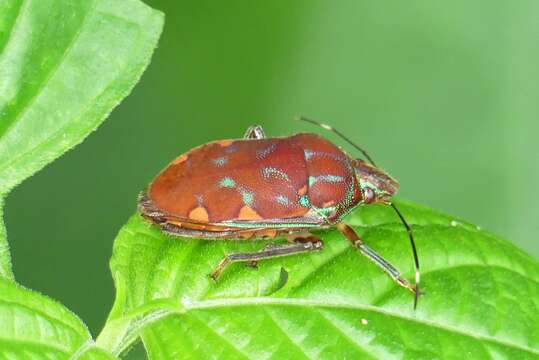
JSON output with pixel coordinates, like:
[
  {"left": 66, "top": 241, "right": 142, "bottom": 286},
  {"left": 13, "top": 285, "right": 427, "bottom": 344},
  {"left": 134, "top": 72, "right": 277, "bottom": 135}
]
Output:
[
  {"left": 104, "top": 199, "right": 539, "bottom": 359},
  {"left": 0, "top": 277, "right": 118, "bottom": 359},
  {"left": 0, "top": 0, "right": 163, "bottom": 279}
]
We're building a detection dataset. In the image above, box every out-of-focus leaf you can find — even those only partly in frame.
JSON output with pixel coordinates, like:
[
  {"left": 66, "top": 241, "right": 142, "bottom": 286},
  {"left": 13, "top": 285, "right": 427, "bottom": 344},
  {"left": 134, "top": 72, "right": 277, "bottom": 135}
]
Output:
[
  {"left": 0, "top": 0, "right": 163, "bottom": 279},
  {"left": 0, "top": 199, "right": 10, "bottom": 278},
  {"left": 0, "top": 277, "right": 118, "bottom": 359},
  {"left": 103, "top": 199, "right": 539, "bottom": 359},
  {"left": 0, "top": 0, "right": 163, "bottom": 357}
]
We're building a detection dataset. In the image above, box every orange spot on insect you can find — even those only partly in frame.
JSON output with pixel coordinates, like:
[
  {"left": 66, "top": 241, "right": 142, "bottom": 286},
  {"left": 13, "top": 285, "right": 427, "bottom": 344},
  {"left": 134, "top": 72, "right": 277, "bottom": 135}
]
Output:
[
  {"left": 172, "top": 154, "right": 188, "bottom": 165},
  {"left": 298, "top": 185, "right": 308, "bottom": 196},
  {"left": 217, "top": 140, "right": 234, "bottom": 147},
  {"left": 188, "top": 206, "right": 209, "bottom": 222},
  {"left": 323, "top": 200, "right": 335, "bottom": 208},
  {"left": 238, "top": 205, "right": 262, "bottom": 220}
]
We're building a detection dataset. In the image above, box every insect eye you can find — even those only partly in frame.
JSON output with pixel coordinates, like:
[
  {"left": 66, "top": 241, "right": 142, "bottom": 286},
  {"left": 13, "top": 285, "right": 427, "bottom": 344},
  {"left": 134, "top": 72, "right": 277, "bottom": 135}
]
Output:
[{"left": 364, "top": 187, "right": 375, "bottom": 203}]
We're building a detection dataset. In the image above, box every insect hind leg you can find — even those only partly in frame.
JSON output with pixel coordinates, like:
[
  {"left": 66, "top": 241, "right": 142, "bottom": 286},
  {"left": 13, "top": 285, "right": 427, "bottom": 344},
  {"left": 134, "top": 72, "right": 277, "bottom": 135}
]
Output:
[
  {"left": 244, "top": 125, "right": 266, "bottom": 139},
  {"left": 210, "top": 238, "right": 323, "bottom": 281}
]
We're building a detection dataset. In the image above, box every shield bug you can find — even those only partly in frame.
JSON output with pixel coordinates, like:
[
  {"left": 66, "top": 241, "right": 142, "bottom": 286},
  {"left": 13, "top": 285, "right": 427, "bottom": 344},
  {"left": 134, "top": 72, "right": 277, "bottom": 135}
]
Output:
[{"left": 139, "top": 117, "right": 421, "bottom": 307}]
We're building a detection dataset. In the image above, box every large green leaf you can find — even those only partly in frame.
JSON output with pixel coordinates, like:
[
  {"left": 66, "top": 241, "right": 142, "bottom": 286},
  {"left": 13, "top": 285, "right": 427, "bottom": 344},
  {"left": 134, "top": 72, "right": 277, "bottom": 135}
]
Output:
[
  {"left": 0, "top": 0, "right": 164, "bottom": 278},
  {"left": 0, "top": 277, "right": 117, "bottom": 359},
  {"left": 101, "top": 199, "right": 539, "bottom": 359}
]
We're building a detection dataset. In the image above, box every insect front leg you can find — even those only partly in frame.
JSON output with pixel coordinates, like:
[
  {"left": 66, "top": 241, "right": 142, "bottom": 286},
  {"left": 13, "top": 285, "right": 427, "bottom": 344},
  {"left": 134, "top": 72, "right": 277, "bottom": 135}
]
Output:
[
  {"left": 337, "top": 223, "right": 419, "bottom": 295},
  {"left": 210, "top": 236, "right": 323, "bottom": 281},
  {"left": 243, "top": 125, "right": 266, "bottom": 139}
]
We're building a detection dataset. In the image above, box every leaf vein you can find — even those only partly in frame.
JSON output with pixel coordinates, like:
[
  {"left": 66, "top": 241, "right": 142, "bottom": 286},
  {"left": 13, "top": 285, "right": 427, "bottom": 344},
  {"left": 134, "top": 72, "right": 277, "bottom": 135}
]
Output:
[
  {"left": 262, "top": 307, "right": 312, "bottom": 360},
  {"left": 184, "top": 297, "right": 539, "bottom": 356},
  {"left": 189, "top": 312, "right": 250, "bottom": 360},
  {"left": 0, "top": 0, "right": 98, "bottom": 144},
  {"left": 314, "top": 308, "right": 378, "bottom": 359},
  {"left": 0, "top": 298, "right": 85, "bottom": 337},
  {"left": 0, "top": 336, "right": 72, "bottom": 354}
]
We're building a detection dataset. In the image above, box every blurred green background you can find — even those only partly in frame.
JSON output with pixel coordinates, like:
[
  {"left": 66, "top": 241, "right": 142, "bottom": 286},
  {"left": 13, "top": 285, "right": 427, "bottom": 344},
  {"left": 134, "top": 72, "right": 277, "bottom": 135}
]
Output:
[{"left": 5, "top": 0, "right": 539, "bottom": 357}]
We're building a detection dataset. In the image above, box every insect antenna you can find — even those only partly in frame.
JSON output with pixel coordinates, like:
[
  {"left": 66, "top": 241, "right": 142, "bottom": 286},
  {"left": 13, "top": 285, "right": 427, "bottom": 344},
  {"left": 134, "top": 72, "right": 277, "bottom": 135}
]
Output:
[
  {"left": 295, "top": 115, "right": 377, "bottom": 166},
  {"left": 297, "top": 114, "right": 421, "bottom": 308},
  {"left": 390, "top": 202, "right": 421, "bottom": 309}
]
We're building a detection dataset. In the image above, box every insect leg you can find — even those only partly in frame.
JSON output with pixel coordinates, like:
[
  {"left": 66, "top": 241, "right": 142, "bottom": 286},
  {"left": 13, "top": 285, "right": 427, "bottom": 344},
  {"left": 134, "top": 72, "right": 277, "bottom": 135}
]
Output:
[
  {"left": 248, "top": 233, "right": 320, "bottom": 268},
  {"left": 210, "top": 239, "right": 323, "bottom": 281},
  {"left": 243, "top": 125, "right": 266, "bottom": 139},
  {"left": 247, "top": 243, "right": 281, "bottom": 268},
  {"left": 337, "top": 223, "right": 419, "bottom": 295}
]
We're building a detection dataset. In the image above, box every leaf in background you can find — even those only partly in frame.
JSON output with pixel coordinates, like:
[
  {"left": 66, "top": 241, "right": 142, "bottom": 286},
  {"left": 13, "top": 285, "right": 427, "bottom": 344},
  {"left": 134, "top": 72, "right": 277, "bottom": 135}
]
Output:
[
  {"left": 103, "top": 200, "right": 539, "bottom": 359},
  {"left": 0, "top": 277, "right": 117, "bottom": 359},
  {"left": 0, "top": 198, "right": 10, "bottom": 278},
  {"left": 0, "top": 0, "right": 163, "bottom": 356},
  {"left": 0, "top": 0, "right": 163, "bottom": 280}
]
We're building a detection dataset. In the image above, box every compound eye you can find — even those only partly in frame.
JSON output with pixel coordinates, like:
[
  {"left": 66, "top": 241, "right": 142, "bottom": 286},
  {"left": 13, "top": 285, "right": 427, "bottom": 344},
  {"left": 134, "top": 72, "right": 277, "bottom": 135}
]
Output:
[{"left": 364, "top": 187, "right": 375, "bottom": 203}]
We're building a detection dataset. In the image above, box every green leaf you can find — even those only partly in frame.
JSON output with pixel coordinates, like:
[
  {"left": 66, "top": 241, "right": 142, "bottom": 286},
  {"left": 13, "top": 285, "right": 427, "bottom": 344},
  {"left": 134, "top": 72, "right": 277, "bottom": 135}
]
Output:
[
  {"left": 0, "top": 198, "right": 11, "bottom": 279},
  {"left": 0, "top": 0, "right": 163, "bottom": 356},
  {"left": 75, "top": 346, "right": 119, "bottom": 360},
  {"left": 0, "top": 0, "right": 163, "bottom": 279},
  {"left": 0, "top": 277, "right": 118, "bottom": 359},
  {"left": 102, "top": 199, "right": 539, "bottom": 359}
]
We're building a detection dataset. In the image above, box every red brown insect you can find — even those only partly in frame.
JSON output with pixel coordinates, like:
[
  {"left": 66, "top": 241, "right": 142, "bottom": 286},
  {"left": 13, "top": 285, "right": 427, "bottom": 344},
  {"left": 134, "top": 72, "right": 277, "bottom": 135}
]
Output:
[{"left": 139, "top": 117, "right": 421, "bottom": 307}]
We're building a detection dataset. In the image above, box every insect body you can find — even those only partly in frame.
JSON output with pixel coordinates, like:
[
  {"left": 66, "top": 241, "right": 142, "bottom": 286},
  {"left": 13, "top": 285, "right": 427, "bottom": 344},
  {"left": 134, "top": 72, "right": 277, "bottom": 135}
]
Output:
[{"left": 139, "top": 119, "right": 421, "bottom": 307}]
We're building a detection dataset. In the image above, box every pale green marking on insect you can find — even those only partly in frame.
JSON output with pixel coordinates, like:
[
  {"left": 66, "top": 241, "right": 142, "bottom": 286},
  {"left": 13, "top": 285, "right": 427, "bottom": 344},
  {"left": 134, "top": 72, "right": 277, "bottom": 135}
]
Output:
[
  {"left": 299, "top": 194, "right": 310, "bottom": 208},
  {"left": 212, "top": 156, "right": 228, "bottom": 167},
  {"left": 315, "top": 205, "right": 337, "bottom": 217},
  {"left": 342, "top": 181, "right": 356, "bottom": 207},
  {"left": 304, "top": 150, "right": 346, "bottom": 163},
  {"left": 309, "top": 174, "right": 344, "bottom": 186},
  {"left": 262, "top": 167, "right": 290, "bottom": 182},
  {"left": 256, "top": 143, "right": 277, "bottom": 159},
  {"left": 221, "top": 221, "right": 317, "bottom": 229},
  {"left": 276, "top": 195, "right": 290, "bottom": 206},
  {"left": 319, "top": 175, "right": 344, "bottom": 182},
  {"left": 219, "top": 177, "right": 236, "bottom": 188},
  {"left": 241, "top": 189, "right": 254, "bottom": 206}
]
